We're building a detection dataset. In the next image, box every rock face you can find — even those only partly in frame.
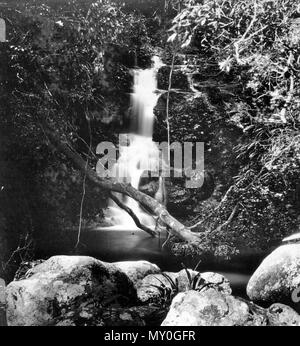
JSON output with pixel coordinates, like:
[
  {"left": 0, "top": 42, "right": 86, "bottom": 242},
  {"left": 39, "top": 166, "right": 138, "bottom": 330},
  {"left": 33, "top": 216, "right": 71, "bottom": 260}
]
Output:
[
  {"left": 6, "top": 256, "right": 137, "bottom": 326},
  {"left": 247, "top": 244, "right": 300, "bottom": 311},
  {"left": 153, "top": 89, "right": 241, "bottom": 218}
]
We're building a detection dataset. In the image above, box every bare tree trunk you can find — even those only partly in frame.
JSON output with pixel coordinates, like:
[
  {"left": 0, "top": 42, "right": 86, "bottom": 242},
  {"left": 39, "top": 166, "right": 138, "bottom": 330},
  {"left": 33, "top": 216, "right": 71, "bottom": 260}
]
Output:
[{"left": 43, "top": 125, "right": 201, "bottom": 243}]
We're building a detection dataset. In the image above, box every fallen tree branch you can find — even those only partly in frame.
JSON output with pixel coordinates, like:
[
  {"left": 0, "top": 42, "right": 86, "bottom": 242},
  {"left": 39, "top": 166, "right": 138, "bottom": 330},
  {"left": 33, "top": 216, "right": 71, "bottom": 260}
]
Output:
[
  {"left": 109, "top": 193, "right": 158, "bottom": 237},
  {"left": 189, "top": 185, "right": 235, "bottom": 230},
  {"left": 41, "top": 122, "right": 201, "bottom": 244},
  {"left": 210, "top": 203, "right": 239, "bottom": 234},
  {"left": 2, "top": 233, "right": 33, "bottom": 271}
]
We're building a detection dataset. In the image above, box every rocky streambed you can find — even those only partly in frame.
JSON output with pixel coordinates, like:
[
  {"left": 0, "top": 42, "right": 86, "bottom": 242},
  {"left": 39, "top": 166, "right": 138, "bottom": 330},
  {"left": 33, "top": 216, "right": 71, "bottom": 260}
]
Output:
[{"left": 4, "top": 243, "right": 300, "bottom": 326}]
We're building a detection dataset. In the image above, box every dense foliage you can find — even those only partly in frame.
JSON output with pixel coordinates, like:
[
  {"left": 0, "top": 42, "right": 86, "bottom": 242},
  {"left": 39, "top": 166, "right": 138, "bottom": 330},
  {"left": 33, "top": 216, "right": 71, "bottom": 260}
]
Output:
[{"left": 166, "top": 0, "right": 300, "bottom": 259}]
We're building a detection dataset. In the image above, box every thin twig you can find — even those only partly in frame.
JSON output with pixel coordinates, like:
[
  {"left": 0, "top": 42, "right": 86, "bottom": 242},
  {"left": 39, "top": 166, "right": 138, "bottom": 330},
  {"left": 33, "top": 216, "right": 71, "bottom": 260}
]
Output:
[
  {"left": 74, "top": 161, "right": 88, "bottom": 249},
  {"left": 2, "top": 234, "right": 33, "bottom": 271},
  {"left": 75, "top": 113, "right": 92, "bottom": 249}
]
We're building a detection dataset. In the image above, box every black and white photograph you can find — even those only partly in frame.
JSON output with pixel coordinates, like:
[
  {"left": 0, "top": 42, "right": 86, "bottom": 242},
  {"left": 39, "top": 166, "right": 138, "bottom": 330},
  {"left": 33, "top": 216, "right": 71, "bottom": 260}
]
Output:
[{"left": 0, "top": 0, "right": 300, "bottom": 330}]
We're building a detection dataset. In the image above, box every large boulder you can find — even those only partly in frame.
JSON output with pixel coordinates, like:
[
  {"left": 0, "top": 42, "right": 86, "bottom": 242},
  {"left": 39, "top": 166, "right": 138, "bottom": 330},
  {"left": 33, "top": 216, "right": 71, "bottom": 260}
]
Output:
[
  {"left": 161, "top": 289, "right": 251, "bottom": 326},
  {"left": 6, "top": 256, "right": 137, "bottom": 326},
  {"left": 161, "top": 289, "right": 300, "bottom": 326},
  {"left": 113, "top": 260, "right": 160, "bottom": 290},
  {"left": 247, "top": 244, "right": 300, "bottom": 311}
]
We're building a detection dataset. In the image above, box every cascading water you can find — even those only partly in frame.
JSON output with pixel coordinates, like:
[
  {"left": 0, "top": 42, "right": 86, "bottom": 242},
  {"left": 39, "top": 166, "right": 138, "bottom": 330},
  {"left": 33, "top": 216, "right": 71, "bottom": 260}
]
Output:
[{"left": 104, "top": 56, "right": 164, "bottom": 230}]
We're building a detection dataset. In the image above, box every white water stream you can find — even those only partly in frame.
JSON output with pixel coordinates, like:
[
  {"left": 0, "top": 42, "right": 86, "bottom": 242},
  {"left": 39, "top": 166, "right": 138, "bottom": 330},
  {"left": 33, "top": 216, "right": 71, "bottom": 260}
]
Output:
[{"left": 104, "top": 56, "right": 164, "bottom": 229}]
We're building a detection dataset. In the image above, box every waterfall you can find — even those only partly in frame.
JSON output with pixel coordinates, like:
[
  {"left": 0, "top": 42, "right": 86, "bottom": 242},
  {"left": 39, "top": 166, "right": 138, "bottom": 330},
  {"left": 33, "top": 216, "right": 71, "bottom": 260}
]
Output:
[{"left": 104, "top": 56, "right": 164, "bottom": 230}]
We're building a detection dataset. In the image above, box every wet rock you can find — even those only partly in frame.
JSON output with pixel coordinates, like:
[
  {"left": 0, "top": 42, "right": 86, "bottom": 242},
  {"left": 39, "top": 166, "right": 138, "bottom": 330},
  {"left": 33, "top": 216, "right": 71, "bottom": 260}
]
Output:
[
  {"left": 247, "top": 244, "right": 300, "bottom": 311},
  {"left": 113, "top": 260, "right": 161, "bottom": 289},
  {"left": 6, "top": 256, "right": 136, "bottom": 326},
  {"left": 161, "top": 289, "right": 250, "bottom": 326},
  {"left": 267, "top": 303, "right": 300, "bottom": 326}
]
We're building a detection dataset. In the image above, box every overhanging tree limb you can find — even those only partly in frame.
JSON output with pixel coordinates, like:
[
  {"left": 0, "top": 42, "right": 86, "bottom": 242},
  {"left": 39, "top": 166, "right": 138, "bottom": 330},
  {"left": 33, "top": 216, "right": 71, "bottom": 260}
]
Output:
[{"left": 42, "top": 123, "right": 201, "bottom": 244}]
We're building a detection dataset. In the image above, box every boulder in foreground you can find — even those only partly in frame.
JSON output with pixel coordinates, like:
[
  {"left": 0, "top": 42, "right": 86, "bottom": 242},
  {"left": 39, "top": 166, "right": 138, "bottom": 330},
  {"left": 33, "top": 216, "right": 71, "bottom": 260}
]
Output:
[
  {"left": 247, "top": 244, "right": 300, "bottom": 311},
  {"left": 6, "top": 256, "right": 137, "bottom": 326}
]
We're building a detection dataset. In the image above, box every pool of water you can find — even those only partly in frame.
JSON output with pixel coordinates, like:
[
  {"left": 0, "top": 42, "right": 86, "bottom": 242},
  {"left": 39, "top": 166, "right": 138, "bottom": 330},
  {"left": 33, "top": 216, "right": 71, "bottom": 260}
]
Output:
[{"left": 36, "top": 228, "right": 269, "bottom": 298}]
